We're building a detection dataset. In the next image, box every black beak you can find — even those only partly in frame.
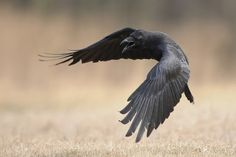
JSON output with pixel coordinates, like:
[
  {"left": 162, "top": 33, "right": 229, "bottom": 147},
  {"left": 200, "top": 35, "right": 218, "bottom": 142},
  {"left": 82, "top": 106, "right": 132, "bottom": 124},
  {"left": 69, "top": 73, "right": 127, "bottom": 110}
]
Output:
[{"left": 120, "top": 37, "right": 135, "bottom": 53}]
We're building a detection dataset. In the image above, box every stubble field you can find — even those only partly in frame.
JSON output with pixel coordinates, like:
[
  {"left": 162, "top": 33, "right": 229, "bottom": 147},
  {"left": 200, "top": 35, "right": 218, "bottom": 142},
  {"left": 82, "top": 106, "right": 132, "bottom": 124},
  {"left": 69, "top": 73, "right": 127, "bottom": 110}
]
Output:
[{"left": 0, "top": 86, "right": 235, "bottom": 157}]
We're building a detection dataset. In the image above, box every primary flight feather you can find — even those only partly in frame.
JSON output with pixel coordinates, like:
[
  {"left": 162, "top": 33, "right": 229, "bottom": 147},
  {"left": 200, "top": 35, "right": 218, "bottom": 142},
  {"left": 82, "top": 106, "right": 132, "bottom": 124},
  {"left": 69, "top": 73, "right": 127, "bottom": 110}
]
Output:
[{"left": 40, "top": 27, "right": 194, "bottom": 142}]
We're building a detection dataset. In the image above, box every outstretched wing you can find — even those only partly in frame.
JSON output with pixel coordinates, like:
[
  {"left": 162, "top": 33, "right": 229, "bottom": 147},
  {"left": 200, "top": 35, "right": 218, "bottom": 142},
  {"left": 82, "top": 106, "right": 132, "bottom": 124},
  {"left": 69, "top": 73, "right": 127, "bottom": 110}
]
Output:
[
  {"left": 40, "top": 27, "right": 154, "bottom": 65},
  {"left": 120, "top": 44, "right": 191, "bottom": 142}
]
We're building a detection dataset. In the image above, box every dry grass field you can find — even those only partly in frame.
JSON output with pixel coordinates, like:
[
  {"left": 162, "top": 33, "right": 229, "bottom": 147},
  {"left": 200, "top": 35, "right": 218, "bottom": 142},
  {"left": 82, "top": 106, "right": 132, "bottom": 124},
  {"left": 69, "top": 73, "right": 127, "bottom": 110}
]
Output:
[{"left": 0, "top": 85, "right": 235, "bottom": 157}]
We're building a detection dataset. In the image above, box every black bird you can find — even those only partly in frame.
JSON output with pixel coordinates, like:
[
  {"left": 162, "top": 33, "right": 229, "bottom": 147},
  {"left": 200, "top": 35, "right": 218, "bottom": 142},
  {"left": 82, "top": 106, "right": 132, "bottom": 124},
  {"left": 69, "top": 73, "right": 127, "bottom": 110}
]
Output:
[{"left": 40, "top": 28, "right": 194, "bottom": 142}]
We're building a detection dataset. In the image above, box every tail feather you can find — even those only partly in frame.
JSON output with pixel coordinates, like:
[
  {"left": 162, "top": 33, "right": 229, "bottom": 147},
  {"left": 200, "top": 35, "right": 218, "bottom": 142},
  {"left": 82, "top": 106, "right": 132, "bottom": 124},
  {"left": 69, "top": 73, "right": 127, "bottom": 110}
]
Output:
[{"left": 184, "top": 84, "right": 194, "bottom": 103}]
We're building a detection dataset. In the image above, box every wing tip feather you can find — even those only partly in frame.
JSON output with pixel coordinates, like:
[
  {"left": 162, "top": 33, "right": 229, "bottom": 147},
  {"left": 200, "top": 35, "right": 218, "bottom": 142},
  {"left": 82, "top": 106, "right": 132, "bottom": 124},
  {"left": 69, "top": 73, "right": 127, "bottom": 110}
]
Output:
[{"left": 39, "top": 52, "right": 77, "bottom": 66}]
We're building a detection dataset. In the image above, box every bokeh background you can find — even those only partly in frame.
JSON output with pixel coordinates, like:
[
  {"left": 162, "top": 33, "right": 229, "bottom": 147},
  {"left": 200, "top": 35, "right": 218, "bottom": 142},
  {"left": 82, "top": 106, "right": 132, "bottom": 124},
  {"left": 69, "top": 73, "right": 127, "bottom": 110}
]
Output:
[
  {"left": 1, "top": 0, "right": 236, "bottom": 108},
  {"left": 0, "top": 1, "right": 235, "bottom": 156}
]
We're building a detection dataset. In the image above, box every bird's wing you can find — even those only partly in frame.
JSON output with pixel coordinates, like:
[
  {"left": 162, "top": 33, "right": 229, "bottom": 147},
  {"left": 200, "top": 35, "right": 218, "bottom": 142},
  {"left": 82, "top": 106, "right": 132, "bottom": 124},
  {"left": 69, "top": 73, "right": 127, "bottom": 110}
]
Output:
[
  {"left": 39, "top": 27, "right": 153, "bottom": 65},
  {"left": 120, "top": 44, "right": 190, "bottom": 142}
]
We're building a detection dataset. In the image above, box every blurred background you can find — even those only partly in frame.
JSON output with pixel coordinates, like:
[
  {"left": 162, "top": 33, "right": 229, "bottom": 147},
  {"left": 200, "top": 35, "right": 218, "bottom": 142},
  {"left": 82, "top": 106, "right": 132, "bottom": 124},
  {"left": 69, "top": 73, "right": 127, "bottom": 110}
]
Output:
[
  {"left": 0, "top": 0, "right": 235, "bottom": 109},
  {"left": 0, "top": 1, "right": 236, "bottom": 156}
]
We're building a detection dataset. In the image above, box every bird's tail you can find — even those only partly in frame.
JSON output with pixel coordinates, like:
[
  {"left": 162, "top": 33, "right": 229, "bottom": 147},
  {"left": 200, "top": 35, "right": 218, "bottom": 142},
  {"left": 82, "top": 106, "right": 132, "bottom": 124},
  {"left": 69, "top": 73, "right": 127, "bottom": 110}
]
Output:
[{"left": 184, "top": 84, "right": 194, "bottom": 103}]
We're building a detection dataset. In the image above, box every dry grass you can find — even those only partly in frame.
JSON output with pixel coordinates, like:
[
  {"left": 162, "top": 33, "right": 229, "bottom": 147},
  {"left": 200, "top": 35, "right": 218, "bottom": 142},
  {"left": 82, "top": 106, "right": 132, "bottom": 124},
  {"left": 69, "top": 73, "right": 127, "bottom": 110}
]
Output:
[{"left": 0, "top": 86, "right": 236, "bottom": 157}]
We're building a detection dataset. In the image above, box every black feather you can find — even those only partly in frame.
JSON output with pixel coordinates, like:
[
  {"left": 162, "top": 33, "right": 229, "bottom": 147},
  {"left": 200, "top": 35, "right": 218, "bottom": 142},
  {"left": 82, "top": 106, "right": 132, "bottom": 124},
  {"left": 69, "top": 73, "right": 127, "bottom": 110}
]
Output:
[{"left": 39, "top": 28, "right": 194, "bottom": 142}]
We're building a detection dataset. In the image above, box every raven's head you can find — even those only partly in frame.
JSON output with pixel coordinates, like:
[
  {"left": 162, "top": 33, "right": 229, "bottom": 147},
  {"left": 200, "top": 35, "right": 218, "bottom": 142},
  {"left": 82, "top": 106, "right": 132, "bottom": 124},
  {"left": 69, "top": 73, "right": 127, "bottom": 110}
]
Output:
[
  {"left": 120, "top": 30, "right": 156, "bottom": 54},
  {"left": 120, "top": 36, "right": 135, "bottom": 53}
]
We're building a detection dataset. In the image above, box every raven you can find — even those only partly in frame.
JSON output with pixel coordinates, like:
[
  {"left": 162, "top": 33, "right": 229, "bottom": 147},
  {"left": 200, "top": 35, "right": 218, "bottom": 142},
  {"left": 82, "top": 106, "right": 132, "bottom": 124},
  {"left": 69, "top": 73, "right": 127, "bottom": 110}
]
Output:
[{"left": 40, "top": 28, "right": 194, "bottom": 142}]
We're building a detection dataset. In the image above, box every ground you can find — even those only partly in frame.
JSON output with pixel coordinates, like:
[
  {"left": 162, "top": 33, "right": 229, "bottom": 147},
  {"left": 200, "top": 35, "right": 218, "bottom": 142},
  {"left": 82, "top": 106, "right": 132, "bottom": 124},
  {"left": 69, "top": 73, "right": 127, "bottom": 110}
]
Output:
[{"left": 0, "top": 86, "right": 235, "bottom": 157}]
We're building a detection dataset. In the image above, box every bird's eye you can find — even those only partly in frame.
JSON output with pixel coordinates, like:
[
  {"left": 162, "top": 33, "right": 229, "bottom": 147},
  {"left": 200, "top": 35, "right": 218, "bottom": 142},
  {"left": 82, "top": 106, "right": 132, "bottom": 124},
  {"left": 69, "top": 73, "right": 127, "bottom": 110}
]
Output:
[{"left": 127, "top": 41, "right": 135, "bottom": 47}]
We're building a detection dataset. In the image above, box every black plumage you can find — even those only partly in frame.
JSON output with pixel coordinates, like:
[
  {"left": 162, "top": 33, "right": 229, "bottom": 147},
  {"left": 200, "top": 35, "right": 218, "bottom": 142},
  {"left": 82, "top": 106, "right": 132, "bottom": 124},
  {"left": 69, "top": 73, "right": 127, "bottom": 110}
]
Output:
[{"left": 40, "top": 27, "right": 194, "bottom": 142}]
